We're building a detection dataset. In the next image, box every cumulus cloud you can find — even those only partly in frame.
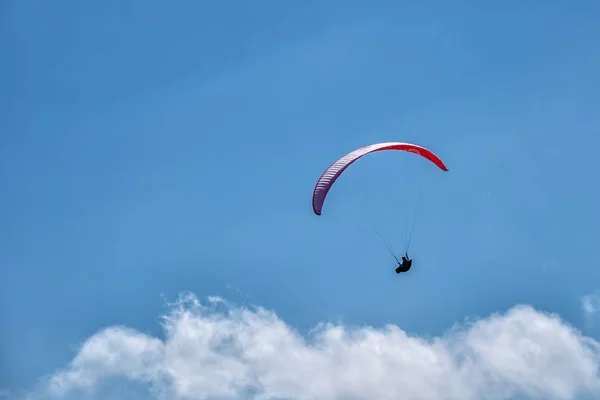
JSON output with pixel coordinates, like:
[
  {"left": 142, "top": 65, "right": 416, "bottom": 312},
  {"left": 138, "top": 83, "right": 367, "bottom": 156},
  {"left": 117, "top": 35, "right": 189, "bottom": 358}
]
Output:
[{"left": 31, "top": 294, "right": 600, "bottom": 400}]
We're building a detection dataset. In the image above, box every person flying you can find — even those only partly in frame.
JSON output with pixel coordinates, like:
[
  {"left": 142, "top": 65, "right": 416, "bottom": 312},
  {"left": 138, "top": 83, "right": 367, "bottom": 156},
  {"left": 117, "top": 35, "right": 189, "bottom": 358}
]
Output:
[{"left": 395, "top": 252, "right": 412, "bottom": 274}]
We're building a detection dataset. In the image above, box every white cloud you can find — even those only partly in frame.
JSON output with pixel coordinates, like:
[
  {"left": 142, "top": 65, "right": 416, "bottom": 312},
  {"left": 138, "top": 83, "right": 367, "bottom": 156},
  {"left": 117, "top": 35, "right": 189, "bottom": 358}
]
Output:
[
  {"left": 582, "top": 291, "right": 600, "bottom": 326},
  {"left": 32, "top": 293, "right": 600, "bottom": 400}
]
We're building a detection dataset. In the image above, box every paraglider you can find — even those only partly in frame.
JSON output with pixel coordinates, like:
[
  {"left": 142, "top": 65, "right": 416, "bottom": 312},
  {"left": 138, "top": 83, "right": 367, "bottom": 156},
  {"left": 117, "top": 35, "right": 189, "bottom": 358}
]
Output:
[
  {"left": 395, "top": 252, "right": 412, "bottom": 273},
  {"left": 311, "top": 141, "right": 448, "bottom": 275}
]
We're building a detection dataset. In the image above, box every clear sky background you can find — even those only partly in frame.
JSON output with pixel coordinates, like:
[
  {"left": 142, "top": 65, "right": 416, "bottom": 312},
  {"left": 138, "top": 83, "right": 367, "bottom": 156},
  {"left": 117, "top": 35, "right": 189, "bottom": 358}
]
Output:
[{"left": 2, "top": 1, "right": 600, "bottom": 399}]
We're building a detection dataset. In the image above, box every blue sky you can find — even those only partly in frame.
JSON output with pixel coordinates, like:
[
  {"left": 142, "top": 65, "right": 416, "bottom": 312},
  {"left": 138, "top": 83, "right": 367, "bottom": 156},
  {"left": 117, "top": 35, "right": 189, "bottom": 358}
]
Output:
[{"left": 2, "top": 1, "right": 600, "bottom": 399}]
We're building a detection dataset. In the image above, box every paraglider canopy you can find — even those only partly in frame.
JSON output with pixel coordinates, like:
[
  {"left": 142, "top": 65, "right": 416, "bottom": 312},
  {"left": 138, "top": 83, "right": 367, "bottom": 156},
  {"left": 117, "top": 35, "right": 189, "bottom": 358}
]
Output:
[{"left": 312, "top": 142, "right": 448, "bottom": 216}]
